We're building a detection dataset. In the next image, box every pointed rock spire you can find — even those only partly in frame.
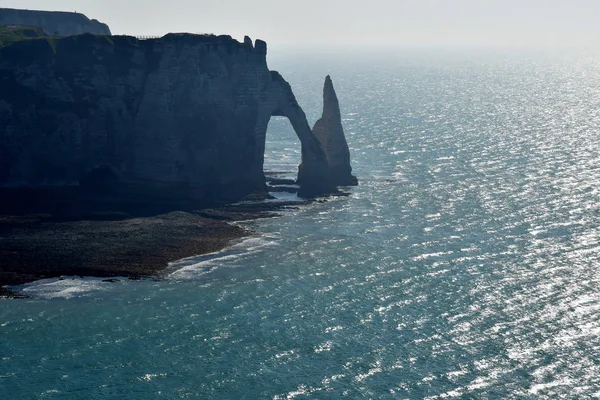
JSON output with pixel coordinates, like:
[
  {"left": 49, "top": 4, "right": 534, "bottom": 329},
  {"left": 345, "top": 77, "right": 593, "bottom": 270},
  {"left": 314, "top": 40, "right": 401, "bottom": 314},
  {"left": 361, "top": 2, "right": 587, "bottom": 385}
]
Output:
[{"left": 312, "top": 75, "right": 358, "bottom": 186}]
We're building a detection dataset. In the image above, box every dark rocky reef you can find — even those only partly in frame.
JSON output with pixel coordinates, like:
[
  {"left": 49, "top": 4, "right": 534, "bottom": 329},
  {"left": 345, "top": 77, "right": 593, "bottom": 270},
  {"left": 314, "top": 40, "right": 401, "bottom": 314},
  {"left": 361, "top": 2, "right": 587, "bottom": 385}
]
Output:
[
  {"left": 313, "top": 76, "right": 358, "bottom": 186},
  {"left": 0, "top": 7, "right": 111, "bottom": 36},
  {"left": 0, "top": 33, "right": 341, "bottom": 203}
]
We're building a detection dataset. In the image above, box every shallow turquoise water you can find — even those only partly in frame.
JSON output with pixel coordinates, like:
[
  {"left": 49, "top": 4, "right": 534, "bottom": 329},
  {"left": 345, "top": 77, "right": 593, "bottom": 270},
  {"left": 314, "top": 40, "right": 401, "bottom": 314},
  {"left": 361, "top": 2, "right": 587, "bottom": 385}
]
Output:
[{"left": 3, "top": 50, "right": 600, "bottom": 399}]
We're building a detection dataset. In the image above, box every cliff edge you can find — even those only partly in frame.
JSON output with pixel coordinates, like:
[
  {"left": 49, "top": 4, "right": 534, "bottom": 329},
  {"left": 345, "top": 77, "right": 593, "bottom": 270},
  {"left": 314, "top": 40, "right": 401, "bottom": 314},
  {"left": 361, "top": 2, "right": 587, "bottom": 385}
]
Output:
[{"left": 0, "top": 7, "right": 111, "bottom": 36}]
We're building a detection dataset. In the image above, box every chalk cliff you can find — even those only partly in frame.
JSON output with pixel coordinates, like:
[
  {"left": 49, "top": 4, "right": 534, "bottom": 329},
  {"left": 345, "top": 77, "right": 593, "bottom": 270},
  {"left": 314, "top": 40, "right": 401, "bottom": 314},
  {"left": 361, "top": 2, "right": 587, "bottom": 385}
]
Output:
[
  {"left": 313, "top": 76, "right": 358, "bottom": 186},
  {"left": 0, "top": 33, "right": 337, "bottom": 202},
  {"left": 0, "top": 8, "right": 111, "bottom": 36}
]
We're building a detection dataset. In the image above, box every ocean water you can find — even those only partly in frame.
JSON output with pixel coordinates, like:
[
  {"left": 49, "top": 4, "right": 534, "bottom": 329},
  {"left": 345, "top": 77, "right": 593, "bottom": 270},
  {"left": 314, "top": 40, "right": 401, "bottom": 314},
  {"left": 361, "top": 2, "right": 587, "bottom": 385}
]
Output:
[{"left": 3, "top": 49, "right": 600, "bottom": 399}]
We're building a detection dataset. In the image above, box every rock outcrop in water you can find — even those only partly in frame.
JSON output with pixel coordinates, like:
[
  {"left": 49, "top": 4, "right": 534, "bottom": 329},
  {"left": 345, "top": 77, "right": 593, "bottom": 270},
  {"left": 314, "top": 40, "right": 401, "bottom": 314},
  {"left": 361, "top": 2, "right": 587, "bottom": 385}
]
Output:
[
  {"left": 0, "top": 8, "right": 111, "bottom": 36},
  {"left": 313, "top": 76, "right": 358, "bottom": 186},
  {"left": 0, "top": 33, "right": 337, "bottom": 202}
]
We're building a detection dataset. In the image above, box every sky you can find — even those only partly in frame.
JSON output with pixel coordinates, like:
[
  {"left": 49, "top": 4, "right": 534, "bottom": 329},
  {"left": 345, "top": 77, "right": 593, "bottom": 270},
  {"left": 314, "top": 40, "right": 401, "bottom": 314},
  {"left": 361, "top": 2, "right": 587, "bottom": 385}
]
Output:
[{"left": 2, "top": 0, "right": 599, "bottom": 50}]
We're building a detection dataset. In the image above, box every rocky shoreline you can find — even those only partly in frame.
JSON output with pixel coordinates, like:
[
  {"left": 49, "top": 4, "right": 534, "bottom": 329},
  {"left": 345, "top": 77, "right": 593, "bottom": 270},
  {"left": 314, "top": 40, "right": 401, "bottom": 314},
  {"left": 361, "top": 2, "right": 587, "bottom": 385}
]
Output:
[
  {"left": 0, "top": 9, "right": 358, "bottom": 299},
  {"left": 0, "top": 193, "right": 311, "bottom": 299}
]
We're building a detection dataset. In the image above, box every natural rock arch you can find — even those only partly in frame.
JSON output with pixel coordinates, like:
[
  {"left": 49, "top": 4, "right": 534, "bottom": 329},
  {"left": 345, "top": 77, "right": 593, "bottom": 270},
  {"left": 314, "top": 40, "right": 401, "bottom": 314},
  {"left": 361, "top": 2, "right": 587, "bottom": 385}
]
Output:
[{"left": 255, "top": 71, "right": 334, "bottom": 197}]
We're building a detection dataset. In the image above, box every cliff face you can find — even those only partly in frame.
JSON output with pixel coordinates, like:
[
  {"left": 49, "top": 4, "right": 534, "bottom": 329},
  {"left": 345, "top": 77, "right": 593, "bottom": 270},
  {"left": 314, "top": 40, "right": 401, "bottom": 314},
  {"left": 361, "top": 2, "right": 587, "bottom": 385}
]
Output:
[
  {"left": 0, "top": 34, "right": 335, "bottom": 201},
  {"left": 0, "top": 8, "right": 111, "bottom": 36}
]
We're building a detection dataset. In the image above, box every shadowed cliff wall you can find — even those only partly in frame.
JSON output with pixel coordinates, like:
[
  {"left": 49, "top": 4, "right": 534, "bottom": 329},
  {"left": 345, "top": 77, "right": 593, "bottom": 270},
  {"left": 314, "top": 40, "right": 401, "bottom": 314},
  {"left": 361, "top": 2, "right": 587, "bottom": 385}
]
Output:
[{"left": 0, "top": 34, "right": 332, "bottom": 202}]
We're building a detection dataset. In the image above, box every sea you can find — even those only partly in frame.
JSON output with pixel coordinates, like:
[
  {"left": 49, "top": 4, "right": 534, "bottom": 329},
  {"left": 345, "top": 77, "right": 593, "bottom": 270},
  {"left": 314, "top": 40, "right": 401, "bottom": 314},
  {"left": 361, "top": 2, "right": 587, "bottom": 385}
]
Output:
[{"left": 2, "top": 48, "right": 600, "bottom": 399}]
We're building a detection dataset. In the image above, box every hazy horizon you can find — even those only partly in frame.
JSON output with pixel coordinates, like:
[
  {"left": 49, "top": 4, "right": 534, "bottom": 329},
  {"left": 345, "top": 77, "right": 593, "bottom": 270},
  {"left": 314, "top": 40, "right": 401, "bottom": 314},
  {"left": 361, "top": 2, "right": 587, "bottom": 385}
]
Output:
[{"left": 1, "top": 0, "right": 599, "bottom": 51}]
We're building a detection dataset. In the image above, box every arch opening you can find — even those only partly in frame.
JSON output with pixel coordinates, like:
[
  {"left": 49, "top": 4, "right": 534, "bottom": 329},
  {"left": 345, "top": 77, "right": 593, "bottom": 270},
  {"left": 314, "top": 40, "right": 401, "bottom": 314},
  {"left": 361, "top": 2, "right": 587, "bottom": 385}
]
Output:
[{"left": 263, "top": 116, "right": 302, "bottom": 193}]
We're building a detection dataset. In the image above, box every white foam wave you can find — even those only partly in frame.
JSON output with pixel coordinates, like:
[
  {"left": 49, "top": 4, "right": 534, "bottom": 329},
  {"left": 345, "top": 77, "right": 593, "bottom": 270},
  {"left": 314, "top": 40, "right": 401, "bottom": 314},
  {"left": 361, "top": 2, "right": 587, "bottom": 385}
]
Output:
[
  {"left": 167, "top": 235, "right": 278, "bottom": 280},
  {"left": 266, "top": 191, "right": 303, "bottom": 202},
  {"left": 12, "top": 276, "right": 128, "bottom": 299}
]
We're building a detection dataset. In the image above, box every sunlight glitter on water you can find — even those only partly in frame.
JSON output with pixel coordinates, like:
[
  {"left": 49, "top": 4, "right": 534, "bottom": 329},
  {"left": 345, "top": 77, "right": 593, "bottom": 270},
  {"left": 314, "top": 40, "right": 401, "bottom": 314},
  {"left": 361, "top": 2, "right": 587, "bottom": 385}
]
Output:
[{"left": 3, "top": 51, "right": 600, "bottom": 399}]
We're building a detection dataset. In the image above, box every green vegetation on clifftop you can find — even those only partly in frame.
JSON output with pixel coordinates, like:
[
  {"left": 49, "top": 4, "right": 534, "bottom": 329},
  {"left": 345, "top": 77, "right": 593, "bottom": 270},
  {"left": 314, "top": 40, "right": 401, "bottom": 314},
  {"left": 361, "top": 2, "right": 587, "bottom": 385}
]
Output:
[{"left": 0, "top": 25, "right": 46, "bottom": 47}]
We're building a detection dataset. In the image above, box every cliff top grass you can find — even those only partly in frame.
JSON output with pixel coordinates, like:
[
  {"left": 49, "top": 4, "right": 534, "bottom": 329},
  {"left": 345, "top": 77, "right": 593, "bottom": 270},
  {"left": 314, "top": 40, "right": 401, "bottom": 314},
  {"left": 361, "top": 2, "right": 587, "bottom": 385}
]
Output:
[{"left": 0, "top": 25, "right": 46, "bottom": 47}]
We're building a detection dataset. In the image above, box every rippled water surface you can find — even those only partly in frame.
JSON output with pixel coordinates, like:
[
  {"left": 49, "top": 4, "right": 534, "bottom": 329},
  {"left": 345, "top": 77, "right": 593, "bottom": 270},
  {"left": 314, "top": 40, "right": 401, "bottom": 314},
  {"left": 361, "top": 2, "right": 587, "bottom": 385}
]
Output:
[{"left": 3, "top": 50, "right": 600, "bottom": 399}]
